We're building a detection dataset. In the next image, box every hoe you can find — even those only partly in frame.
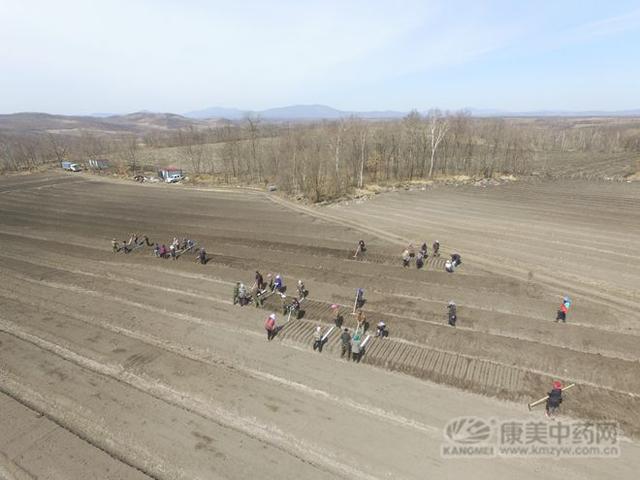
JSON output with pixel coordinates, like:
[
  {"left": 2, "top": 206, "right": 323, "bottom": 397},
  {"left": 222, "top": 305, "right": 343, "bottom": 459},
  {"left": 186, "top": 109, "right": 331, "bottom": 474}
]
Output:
[{"left": 528, "top": 383, "right": 575, "bottom": 411}]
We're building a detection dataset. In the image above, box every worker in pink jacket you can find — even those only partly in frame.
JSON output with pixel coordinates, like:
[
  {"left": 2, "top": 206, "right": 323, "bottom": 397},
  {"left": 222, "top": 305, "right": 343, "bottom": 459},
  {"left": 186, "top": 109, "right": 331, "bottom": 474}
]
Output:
[{"left": 265, "top": 313, "right": 277, "bottom": 341}]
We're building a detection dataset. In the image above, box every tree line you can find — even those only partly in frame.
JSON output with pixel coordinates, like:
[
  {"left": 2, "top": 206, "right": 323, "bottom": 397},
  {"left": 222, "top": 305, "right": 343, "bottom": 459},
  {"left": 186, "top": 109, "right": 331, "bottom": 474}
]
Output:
[{"left": 1, "top": 112, "right": 639, "bottom": 201}]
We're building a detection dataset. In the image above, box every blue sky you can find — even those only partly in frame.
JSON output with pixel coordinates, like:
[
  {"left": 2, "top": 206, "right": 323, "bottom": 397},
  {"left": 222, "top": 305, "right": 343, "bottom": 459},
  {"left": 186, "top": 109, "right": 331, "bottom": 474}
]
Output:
[{"left": 0, "top": 0, "right": 639, "bottom": 114}]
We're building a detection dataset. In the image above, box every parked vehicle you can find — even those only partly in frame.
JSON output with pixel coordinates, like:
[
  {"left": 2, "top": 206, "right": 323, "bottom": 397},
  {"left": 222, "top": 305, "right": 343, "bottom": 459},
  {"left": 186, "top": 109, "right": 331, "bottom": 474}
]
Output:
[
  {"left": 62, "top": 161, "right": 81, "bottom": 172},
  {"left": 158, "top": 168, "right": 184, "bottom": 183},
  {"left": 166, "top": 172, "right": 184, "bottom": 183}
]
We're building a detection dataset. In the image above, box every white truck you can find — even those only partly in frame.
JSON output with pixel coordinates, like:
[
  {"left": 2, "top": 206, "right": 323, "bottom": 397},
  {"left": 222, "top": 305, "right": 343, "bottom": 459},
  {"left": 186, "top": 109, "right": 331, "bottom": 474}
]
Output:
[
  {"left": 158, "top": 168, "right": 184, "bottom": 183},
  {"left": 62, "top": 161, "right": 81, "bottom": 172},
  {"left": 166, "top": 172, "right": 184, "bottom": 183}
]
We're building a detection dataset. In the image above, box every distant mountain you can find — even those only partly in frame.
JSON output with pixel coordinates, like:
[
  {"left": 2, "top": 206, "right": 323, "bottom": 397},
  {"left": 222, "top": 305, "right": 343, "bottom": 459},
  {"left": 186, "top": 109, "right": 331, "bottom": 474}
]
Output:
[
  {"left": 185, "top": 106, "right": 248, "bottom": 120},
  {"left": 0, "top": 112, "right": 124, "bottom": 134},
  {"left": 465, "top": 108, "right": 511, "bottom": 117},
  {"left": 91, "top": 112, "right": 120, "bottom": 117},
  {"left": 108, "top": 111, "right": 200, "bottom": 130},
  {"left": 2, "top": 107, "right": 639, "bottom": 136},
  {"left": 186, "top": 104, "right": 640, "bottom": 120},
  {"left": 467, "top": 108, "right": 640, "bottom": 118},
  {"left": 185, "top": 104, "right": 407, "bottom": 120},
  {"left": 354, "top": 110, "right": 408, "bottom": 119},
  {"left": 522, "top": 109, "right": 640, "bottom": 117},
  {"left": 261, "top": 104, "right": 345, "bottom": 120},
  {"left": 0, "top": 111, "right": 217, "bottom": 135}
]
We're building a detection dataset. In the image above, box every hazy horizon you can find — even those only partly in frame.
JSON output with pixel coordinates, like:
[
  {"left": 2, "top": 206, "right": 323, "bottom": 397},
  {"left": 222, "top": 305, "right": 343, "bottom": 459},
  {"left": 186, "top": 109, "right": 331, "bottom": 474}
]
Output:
[
  {"left": 5, "top": 104, "right": 640, "bottom": 119},
  {"left": 1, "top": 0, "right": 639, "bottom": 115}
]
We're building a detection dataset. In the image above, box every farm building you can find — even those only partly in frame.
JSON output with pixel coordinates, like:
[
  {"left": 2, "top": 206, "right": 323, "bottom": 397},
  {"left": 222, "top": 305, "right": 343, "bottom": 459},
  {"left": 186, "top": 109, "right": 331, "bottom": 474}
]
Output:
[{"left": 88, "top": 159, "right": 110, "bottom": 170}]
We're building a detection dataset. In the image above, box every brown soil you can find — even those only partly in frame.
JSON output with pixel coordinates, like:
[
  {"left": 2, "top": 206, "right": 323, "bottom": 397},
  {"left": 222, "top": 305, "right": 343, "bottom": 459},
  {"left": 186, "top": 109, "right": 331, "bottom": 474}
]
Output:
[{"left": 0, "top": 172, "right": 639, "bottom": 479}]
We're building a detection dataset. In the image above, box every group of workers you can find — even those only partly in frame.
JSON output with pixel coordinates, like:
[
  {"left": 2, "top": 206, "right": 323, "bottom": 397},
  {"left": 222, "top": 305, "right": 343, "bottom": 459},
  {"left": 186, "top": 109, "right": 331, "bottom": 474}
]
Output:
[
  {"left": 232, "top": 266, "right": 381, "bottom": 362},
  {"left": 152, "top": 237, "right": 200, "bottom": 261},
  {"left": 397, "top": 241, "right": 462, "bottom": 274},
  {"left": 303, "top": 306, "right": 379, "bottom": 362},
  {"left": 111, "top": 233, "right": 152, "bottom": 254},
  {"left": 229, "top": 239, "right": 463, "bottom": 362},
  {"left": 332, "top": 325, "right": 366, "bottom": 362},
  {"left": 445, "top": 253, "right": 462, "bottom": 273},
  {"left": 111, "top": 232, "right": 571, "bottom": 415},
  {"left": 328, "top": 303, "right": 387, "bottom": 362},
  {"left": 233, "top": 272, "right": 306, "bottom": 310},
  {"left": 401, "top": 241, "right": 440, "bottom": 269},
  {"left": 361, "top": 239, "right": 571, "bottom": 415},
  {"left": 111, "top": 234, "right": 207, "bottom": 264}
]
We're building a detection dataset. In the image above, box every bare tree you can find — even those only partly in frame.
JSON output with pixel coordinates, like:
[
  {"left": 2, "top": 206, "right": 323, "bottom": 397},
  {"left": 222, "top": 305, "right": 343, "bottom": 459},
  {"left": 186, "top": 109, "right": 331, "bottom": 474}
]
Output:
[
  {"left": 221, "top": 138, "right": 239, "bottom": 180},
  {"left": 0, "top": 135, "right": 16, "bottom": 171},
  {"left": 123, "top": 135, "right": 140, "bottom": 173},
  {"left": 80, "top": 132, "right": 106, "bottom": 161},
  {"left": 245, "top": 115, "right": 262, "bottom": 182},
  {"left": 402, "top": 111, "right": 422, "bottom": 180},
  {"left": 2, "top": 111, "right": 638, "bottom": 198},
  {"left": 428, "top": 109, "right": 449, "bottom": 178},
  {"left": 327, "top": 120, "right": 347, "bottom": 195},
  {"left": 48, "top": 134, "right": 68, "bottom": 167}
]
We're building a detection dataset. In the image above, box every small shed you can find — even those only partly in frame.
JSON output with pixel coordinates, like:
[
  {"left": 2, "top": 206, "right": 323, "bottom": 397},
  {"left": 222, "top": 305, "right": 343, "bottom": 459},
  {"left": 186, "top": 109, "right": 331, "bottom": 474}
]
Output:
[
  {"left": 158, "top": 167, "right": 183, "bottom": 181},
  {"left": 88, "top": 159, "right": 110, "bottom": 170}
]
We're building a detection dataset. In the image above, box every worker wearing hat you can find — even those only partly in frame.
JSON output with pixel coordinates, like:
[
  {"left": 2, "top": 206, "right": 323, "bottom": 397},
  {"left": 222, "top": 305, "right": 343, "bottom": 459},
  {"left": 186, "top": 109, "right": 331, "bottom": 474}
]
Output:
[{"left": 546, "top": 380, "right": 564, "bottom": 417}]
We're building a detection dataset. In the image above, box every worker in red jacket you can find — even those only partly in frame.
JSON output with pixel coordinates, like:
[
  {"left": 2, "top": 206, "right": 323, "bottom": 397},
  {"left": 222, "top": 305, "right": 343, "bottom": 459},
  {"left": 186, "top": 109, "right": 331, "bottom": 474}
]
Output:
[
  {"left": 265, "top": 313, "right": 277, "bottom": 341},
  {"left": 556, "top": 296, "right": 571, "bottom": 323}
]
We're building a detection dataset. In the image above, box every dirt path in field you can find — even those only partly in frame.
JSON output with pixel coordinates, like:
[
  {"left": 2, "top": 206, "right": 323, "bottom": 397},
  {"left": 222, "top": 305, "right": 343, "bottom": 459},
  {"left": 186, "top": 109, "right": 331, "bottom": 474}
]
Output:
[{"left": 0, "top": 172, "right": 639, "bottom": 479}]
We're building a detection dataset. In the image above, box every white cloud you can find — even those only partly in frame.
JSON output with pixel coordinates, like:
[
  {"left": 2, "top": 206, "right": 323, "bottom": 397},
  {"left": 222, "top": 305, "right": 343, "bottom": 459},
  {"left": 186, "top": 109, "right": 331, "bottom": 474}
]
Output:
[{"left": 568, "top": 7, "right": 640, "bottom": 40}]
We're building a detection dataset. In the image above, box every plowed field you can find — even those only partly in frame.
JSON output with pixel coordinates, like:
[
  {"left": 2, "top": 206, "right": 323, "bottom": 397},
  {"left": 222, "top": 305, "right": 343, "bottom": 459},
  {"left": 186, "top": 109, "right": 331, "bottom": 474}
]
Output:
[{"left": 0, "top": 172, "right": 639, "bottom": 479}]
